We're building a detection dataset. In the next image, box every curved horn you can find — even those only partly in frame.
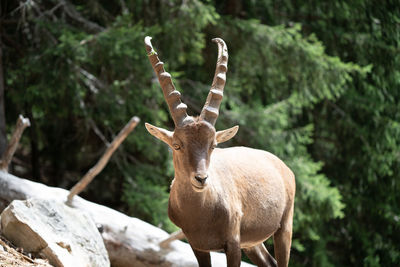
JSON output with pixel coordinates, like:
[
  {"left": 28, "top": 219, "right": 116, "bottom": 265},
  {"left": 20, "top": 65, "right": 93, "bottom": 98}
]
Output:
[
  {"left": 145, "top": 36, "right": 192, "bottom": 127},
  {"left": 199, "top": 38, "right": 228, "bottom": 126}
]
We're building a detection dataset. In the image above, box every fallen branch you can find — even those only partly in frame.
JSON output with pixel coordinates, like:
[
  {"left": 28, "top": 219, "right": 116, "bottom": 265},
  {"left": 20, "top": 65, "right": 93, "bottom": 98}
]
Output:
[
  {"left": 160, "top": 229, "right": 186, "bottom": 248},
  {"left": 67, "top": 116, "right": 140, "bottom": 204},
  {"left": 0, "top": 115, "right": 30, "bottom": 171}
]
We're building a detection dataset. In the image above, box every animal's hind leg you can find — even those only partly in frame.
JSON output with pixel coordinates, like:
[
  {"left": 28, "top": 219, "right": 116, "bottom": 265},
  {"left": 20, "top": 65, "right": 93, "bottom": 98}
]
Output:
[
  {"left": 243, "top": 243, "right": 277, "bottom": 267},
  {"left": 273, "top": 202, "right": 294, "bottom": 267},
  {"left": 190, "top": 245, "right": 211, "bottom": 267}
]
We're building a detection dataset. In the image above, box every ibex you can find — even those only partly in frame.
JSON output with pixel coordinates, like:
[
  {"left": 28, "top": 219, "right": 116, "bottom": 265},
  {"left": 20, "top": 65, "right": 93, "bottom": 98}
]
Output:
[{"left": 144, "top": 36, "right": 295, "bottom": 267}]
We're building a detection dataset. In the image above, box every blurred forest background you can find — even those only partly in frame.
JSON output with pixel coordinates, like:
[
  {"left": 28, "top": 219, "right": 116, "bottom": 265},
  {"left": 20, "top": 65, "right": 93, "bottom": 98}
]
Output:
[{"left": 0, "top": 0, "right": 399, "bottom": 266}]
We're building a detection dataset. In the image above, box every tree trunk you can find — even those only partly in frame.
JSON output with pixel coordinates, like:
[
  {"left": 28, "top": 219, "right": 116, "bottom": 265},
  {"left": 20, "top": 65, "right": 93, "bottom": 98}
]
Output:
[{"left": 0, "top": 19, "right": 7, "bottom": 156}]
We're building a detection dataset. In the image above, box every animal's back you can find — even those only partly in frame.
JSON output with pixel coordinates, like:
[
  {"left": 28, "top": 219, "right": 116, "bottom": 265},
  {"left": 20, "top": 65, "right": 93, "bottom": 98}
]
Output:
[{"left": 211, "top": 146, "right": 295, "bottom": 247}]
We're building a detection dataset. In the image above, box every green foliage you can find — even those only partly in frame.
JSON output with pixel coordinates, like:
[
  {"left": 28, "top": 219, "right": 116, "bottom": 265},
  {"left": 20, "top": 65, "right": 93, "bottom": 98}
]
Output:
[
  {"left": 244, "top": 1, "right": 400, "bottom": 266},
  {"left": 122, "top": 162, "right": 177, "bottom": 232},
  {"left": 2, "top": 0, "right": 398, "bottom": 266}
]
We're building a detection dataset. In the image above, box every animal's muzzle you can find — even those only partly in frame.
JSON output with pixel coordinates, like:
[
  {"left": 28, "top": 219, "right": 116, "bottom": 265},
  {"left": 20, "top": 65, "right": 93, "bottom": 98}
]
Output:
[{"left": 194, "top": 174, "right": 208, "bottom": 185}]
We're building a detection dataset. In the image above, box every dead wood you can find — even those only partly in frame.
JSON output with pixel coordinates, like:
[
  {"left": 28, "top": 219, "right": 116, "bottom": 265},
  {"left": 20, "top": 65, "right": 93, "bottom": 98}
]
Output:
[
  {"left": 0, "top": 115, "right": 30, "bottom": 172},
  {"left": 67, "top": 116, "right": 140, "bottom": 204},
  {"left": 159, "top": 229, "right": 185, "bottom": 248}
]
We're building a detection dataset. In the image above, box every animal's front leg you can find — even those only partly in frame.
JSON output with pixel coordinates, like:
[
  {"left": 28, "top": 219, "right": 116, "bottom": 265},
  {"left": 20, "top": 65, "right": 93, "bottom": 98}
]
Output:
[{"left": 225, "top": 238, "right": 241, "bottom": 267}]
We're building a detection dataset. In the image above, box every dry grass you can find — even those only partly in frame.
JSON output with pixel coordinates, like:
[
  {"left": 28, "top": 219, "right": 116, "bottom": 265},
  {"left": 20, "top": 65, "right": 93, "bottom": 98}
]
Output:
[{"left": 0, "top": 235, "right": 52, "bottom": 267}]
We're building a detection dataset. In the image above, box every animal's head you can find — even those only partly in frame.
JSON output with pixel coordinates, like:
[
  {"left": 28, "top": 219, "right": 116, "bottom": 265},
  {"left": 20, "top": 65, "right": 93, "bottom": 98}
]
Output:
[{"left": 144, "top": 36, "right": 238, "bottom": 191}]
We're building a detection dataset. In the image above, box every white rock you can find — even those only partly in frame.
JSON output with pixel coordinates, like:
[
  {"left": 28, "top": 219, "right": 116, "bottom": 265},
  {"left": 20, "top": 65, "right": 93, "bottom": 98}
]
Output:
[{"left": 1, "top": 198, "right": 110, "bottom": 267}]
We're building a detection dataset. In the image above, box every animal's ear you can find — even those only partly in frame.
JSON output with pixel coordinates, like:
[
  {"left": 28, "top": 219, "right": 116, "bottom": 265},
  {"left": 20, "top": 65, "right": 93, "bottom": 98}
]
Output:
[
  {"left": 216, "top": 125, "right": 239, "bottom": 144},
  {"left": 145, "top": 123, "right": 173, "bottom": 146}
]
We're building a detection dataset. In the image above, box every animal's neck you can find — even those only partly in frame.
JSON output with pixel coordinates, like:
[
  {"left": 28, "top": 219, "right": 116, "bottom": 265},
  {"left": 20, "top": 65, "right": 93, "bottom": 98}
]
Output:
[
  {"left": 171, "top": 169, "right": 219, "bottom": 212},
  {"left": 169, "top": 172, "right": 217, "bottom": 230},
  {"left": 171, "top": 172, "right": 207, "bottom": 200}
]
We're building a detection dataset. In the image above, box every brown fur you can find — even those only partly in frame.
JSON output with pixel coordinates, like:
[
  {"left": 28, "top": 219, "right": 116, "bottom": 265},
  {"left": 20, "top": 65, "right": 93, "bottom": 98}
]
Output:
[{"left": 145, "top": 120, "right": 295, "bottom": 267}]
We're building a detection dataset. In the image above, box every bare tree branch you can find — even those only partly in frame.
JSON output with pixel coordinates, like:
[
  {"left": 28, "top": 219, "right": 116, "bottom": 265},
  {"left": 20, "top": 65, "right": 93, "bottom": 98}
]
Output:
[
  {"left": 159, "top": 229, "right": 185, "bottom": 248},
  {"left": 67, "top": 116, "right": 140, "bottom": 204},
  {"left": 60, "top": 0, "right": 105, "bottom": 34},
  {"left": 0, "top": 115, "right": 30, "bottom": 171},
  {"left": 88, "top": 118, "right": 110, "bottom": 146},
  {"left": 78, "top": 67, "right": 105, "bottom": 93}
]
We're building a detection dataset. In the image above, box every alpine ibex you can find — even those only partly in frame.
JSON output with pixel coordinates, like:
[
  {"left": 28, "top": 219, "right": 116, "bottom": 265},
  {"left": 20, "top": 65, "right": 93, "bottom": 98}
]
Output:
[{"left": 144, "top": 36, "right": 295, "bottom": 267}]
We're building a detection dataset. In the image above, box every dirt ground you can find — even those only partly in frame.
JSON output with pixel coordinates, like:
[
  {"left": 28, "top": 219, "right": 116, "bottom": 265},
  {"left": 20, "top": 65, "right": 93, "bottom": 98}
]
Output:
[{"left": 0, "top": 235, "right": 52, "bottom": 267}]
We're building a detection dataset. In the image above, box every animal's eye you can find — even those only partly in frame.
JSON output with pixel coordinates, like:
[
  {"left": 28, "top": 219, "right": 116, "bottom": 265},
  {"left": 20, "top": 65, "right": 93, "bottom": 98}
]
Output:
[
  {"left": 211, "top": 143, "right": 217, "bottom": 150},
  {"left": 173, "top": 144, "right": 181, "bottom": 150}
]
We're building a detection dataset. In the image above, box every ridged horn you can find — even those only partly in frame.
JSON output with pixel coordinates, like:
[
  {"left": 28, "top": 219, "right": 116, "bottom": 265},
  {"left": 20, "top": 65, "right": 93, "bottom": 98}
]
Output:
[
  {"left": 145, "top": 36, "right": 192, "bottom": 127},
  {"left": 199, "top": 38, "right": 228, "bottom": 126}
]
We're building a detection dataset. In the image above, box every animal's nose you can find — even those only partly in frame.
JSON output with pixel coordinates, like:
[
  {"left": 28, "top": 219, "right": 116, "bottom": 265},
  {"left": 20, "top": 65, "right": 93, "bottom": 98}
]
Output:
[{"left": 194, "top": 174, "right": 208, "bottom": 185}]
